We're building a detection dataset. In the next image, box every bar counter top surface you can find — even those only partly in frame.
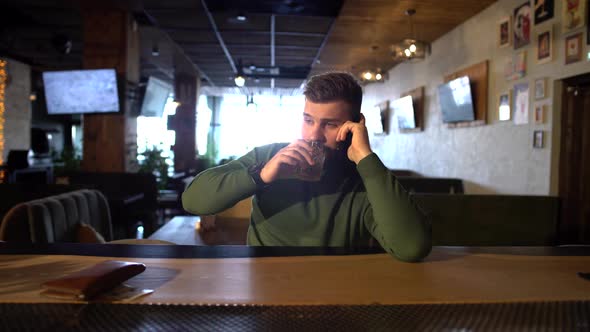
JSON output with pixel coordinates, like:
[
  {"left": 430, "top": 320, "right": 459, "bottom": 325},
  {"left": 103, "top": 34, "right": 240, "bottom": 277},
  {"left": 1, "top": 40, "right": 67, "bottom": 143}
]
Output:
[{"left": 1, "top": 243, "right": 589, "bottom": 306}]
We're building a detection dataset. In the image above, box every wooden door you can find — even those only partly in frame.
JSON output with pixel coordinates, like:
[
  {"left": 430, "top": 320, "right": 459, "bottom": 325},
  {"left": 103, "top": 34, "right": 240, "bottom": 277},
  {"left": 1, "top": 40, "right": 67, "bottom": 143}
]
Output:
[{"left": 559, "top": 75, "right": 590, "bottom": 244}]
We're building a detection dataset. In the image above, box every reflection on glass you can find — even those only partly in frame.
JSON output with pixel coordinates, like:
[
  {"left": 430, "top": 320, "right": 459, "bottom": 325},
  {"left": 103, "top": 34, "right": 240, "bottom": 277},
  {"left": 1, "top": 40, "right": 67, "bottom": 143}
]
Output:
[
  {"left": 392, "top": 95, "right": 416, "bottom": 129},
  {"left": 449, "top": 76, "right": 471, "bottom": 106}
]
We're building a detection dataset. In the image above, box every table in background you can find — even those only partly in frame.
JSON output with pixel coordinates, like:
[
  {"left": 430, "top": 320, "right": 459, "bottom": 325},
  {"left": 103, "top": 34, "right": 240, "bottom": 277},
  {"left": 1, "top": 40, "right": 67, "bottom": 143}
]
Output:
[{"left": 148, "top": 215, "right": 249, "bottom": 245}]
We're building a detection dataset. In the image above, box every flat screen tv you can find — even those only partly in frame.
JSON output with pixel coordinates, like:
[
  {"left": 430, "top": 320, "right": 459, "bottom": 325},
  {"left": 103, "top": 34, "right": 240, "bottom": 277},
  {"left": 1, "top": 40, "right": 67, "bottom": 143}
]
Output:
[
  {"left": 140, "top": 76, "right": 173, "bottom": 117},
  {"left": 391, "top": 95, "right": 416, "bottom": 129},
  {"left": 43, "top": 69, "right": 120, "bottom": 115},
  {"left": 437, "top": 76, "right": 475, "bottom": 123}
]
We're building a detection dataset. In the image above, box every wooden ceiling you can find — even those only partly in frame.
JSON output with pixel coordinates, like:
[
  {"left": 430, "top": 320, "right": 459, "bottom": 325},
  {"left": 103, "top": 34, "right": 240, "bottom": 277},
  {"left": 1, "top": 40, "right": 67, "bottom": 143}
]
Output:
[
  {"left": 0, "top": 0, "right": 497, "bottom": 95},
  {"left": 314, "top": 0, "right": 497, "bottom": 77}
]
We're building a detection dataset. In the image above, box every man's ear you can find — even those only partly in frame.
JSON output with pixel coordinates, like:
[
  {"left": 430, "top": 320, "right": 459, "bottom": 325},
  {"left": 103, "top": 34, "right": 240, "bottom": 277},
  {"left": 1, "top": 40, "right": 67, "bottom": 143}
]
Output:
[
  {"left": 352, "top": 112, "right": 361, "bottom": 123},
  {"left": 359, "top": 113, "right": 366, "bottom": 125}
]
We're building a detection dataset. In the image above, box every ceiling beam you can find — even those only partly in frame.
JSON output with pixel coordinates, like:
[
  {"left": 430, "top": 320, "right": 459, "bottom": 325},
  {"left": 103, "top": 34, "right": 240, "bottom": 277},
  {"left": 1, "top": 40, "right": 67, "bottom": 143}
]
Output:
[
  {"left": 162, "top": 26, "right": 325, "bottom": 38},
  {"left": 141, "top": 9, "right": 215, "bottom": 86},
  {"left": 311, "top": 17, "right": 337, "bottom": 72},
  {"left": 200, "top": 0, "right": 237, "bottom": 74},
  {"left": 270, "top": 14, "right": 275, "bottom": 89},
  {"left": 178, "top": 42, "right": 319, "bottom": 51}
]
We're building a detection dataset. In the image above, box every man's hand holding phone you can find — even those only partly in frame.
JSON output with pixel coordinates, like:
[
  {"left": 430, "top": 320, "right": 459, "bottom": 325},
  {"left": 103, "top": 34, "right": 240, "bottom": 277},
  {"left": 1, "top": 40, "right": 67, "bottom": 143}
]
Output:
[{"left": 336, "top": 114, "right": 372, "bottom": 164}]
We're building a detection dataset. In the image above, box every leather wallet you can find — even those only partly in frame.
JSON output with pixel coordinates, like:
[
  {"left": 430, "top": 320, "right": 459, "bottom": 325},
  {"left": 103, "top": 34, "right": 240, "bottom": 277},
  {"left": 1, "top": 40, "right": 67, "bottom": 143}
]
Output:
[{"left": 41, "top": 260, "right": 146, "bottom": 300}]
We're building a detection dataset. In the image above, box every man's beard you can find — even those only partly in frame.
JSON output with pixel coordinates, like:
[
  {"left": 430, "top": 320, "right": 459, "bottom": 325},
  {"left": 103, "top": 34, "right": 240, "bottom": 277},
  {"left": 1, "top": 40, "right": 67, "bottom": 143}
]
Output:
[{"left": 324, "top": 146, "right": 351, "bottom": 170}]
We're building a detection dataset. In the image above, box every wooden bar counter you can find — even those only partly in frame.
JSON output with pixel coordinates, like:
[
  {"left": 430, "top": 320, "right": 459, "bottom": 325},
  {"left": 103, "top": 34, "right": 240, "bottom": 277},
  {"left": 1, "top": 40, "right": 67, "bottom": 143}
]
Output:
[{"left": 0, "top": 243, "right": 589, "bottom": 306}]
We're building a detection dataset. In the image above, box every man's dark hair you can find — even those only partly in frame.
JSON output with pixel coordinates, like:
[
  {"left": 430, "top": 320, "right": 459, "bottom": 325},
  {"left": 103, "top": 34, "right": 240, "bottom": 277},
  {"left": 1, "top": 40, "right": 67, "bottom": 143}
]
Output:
[{"left": 303, "top": 72, "right": 363, "bottom": 121}]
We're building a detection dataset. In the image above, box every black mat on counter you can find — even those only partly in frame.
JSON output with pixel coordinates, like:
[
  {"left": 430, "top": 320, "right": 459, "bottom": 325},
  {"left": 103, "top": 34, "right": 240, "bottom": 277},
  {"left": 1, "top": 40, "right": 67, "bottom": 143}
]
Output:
[{"left": 1, "top": 301, "right": 588, "bottom": 331}]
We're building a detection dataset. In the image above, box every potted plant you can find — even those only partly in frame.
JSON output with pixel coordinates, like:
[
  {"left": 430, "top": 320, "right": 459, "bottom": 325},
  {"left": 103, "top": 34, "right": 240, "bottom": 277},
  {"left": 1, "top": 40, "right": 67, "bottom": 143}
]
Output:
[{"left": 138, "top": 145, "right": 169, "bottom": 190}]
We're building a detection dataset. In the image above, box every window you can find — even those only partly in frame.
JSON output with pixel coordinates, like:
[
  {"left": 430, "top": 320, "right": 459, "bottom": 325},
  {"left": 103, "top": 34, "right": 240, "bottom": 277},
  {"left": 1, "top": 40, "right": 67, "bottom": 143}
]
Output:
[
  {"left": 136, "top": 96, "right": 177, "bottom": 172},
  {"left": 196, "top": 94, "right": 212, "bottom": 155},
  {"left": 216, "top": 94, "right": 304, "bottom": 161}
]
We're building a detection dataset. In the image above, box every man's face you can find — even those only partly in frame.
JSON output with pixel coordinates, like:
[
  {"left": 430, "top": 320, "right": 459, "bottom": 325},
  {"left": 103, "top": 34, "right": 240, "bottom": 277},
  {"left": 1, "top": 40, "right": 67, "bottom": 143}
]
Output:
[{"left": 301, "top": 99, "right": 353, "bottom": 151}]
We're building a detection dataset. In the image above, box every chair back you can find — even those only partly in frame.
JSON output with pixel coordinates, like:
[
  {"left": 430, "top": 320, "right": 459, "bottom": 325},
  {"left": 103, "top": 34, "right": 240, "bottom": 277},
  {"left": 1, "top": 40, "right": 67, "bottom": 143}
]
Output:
[
  {"left": 0, "top": 189, "right": 113, "bottom": 243},
  {"left": 397, "top": 177, "right": 464, "bottom": 194}
]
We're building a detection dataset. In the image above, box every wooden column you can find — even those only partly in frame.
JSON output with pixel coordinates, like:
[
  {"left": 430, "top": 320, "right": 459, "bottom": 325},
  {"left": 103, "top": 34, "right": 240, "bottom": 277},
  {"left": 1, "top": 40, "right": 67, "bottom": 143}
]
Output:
[
  {"left": 171, "top": 73, "right": 198, "bottom": 172},
  {"left": 81, "top": 9, "right": 139, "bottom": 172}
]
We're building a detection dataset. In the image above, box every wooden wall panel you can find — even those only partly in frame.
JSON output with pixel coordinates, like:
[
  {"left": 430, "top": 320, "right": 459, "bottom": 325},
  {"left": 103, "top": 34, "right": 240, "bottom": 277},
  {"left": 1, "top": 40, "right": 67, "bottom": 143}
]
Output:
[
  {"left": 81, "top": 10, "right": 138, "bottom": 172},
  {"left": 172, "top": 73, "right": 198, "bottom": 172}
]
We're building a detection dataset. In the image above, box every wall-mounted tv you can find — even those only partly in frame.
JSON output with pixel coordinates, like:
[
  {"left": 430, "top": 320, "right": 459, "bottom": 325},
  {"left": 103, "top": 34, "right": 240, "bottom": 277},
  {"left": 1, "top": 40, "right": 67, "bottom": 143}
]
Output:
[
  {"left": 140, "top": 76, "right": 173, "bottom": 117},
  {"left": 43, "top": 69, "right": 120, "bottom": 115},
  {"left": 437, "top": 76, "right": 475, "bottom": 123},
  {"left": 392, "top": 95, "right": 416, "bottom": 129}
]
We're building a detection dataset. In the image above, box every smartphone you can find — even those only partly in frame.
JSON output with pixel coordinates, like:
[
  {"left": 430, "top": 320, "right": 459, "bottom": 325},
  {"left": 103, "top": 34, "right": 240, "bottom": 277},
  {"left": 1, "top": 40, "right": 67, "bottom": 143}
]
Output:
[{"left": 337, "top": 113, "right": 361, "bottom": 151}]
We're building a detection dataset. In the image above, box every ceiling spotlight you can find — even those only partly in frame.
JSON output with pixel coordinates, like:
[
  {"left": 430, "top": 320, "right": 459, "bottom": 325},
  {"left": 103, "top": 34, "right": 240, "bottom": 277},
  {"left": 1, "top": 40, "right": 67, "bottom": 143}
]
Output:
[
  {"left": 236, "top": 11, "right": 247, "bottom": 21},
  {"left": 363, "top": 71, "right": 373, "bottom": 80},
  {"left": 152, "top": 44, "right": 160, "bottom": 56},
  {"left": 409, "top": 44, "right": 417, "bottom": 53},
  {"left": 375, "top": 73, "right": 382, "bottom": 81},
  {"left": 234, "top": 75, "right": 245, "bottom": 87}
]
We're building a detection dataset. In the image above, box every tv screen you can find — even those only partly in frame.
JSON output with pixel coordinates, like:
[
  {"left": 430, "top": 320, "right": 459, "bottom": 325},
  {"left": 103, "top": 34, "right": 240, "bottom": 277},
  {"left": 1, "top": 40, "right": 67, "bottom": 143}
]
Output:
[
  {"left": 140, "top": 76, "right": 173, "bottom": 117},
  {"left": 43, "top": 69, "right": 120, "bottom": 114},
  {"left": 392, "top": 95, "right": 416, "bottom": 129},
  {"left": 438, "top": 76, "right": 475, "bottom": 123}
]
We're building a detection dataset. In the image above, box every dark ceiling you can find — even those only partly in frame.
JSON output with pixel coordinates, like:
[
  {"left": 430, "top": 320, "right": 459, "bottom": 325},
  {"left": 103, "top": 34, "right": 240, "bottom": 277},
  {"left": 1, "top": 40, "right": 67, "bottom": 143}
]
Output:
[{"left": 0, "top": 0, "right": 496, "bottom": 95}]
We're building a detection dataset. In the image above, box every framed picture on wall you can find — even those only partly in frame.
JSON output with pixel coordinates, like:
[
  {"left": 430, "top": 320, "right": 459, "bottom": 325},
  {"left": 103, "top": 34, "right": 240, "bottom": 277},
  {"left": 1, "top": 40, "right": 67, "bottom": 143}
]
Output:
[
  {"left": 514, "top": 1, "right": 532, "bottom": 49},
  {"left": 565, "top": 32, "right": 583, "bottom": 64},
  {"left": 498, "top": 92, "right": 511, "bottom": 121},
  {"left": 534, "top": 78, "right": 547, "bottom": 99},
  {"left": 536, "top": 27, "right": 553, "bottom": 64},
  {"left": 498, "top": 16, "right": 512, "bottom": 47},
  {"left": 534, "top": 0, "right": 554, "bottom": 25},
  {"left": 513, "top": 82, "right": 530, "bottom": 125},
  {"left": 504, "top": 51, "right": 527, "bottom": 80},
  {"left": 562, "top": 0, "right": 586, "bottom": 33},
  {"left": 534, "top": 104, "right": 546, "bottom": 124},
  {"left": 367, "top": 100, "right": 389, "bottom": 135},
  {"left": 533, "top": 130, "right": 545, "bottom": 148}
]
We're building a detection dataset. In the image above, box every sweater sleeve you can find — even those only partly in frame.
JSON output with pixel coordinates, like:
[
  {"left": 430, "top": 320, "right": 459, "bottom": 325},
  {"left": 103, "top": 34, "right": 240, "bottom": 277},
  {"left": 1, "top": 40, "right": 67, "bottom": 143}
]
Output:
[
  {"left": 181, "top": 149, "right": 259, "bottom": 215},
  {"left": 357, "top": 153, "right": 432, "bottom": 262}
]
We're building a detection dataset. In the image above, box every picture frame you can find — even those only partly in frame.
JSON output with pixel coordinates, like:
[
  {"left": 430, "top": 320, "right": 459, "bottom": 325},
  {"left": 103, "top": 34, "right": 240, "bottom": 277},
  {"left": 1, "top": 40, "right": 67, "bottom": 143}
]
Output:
[
  {"left": 536, "top": 27, "right": 553, "bottom": 64},
  {"left": 514, "top": 1, "right": 532, "bottom": 49},
  {"left": 534, "top": 78, "right": 547, "bottom": 99},
  {"left": 534, "top": 0, "right": 554, "bottom": 25},
  {"left": 504, "top": 51, "right": 527, "bottom": 81},
  {"left": 498, "top": 16, "right": 512, "bottom": 48},
  {"left": 533, "top": 130, "right": 544, "bottom": 148},
  {"left": 498, "top": 92, "right": 512, "bottom": 121},
  {"left": 562, "top": 0, "right": 586, "bottom": 33},
  {"left": 565, "top": 32, "right": 584, "bottom": 64},
  {"left": 534, "top": 104, "right": 546, "bottom": 124},
  {"left": 513, "top": 82, "right": 530, "bottom": 125},
  {"left": 368, "top": 100, "right": 389, "bottom": 135}
]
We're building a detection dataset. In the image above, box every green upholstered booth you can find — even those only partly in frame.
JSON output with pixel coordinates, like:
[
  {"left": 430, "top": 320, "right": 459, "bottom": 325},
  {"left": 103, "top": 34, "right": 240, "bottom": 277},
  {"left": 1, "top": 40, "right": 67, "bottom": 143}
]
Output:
[{"left": 412, "top": 194, "right": 560, "bottom": 246}]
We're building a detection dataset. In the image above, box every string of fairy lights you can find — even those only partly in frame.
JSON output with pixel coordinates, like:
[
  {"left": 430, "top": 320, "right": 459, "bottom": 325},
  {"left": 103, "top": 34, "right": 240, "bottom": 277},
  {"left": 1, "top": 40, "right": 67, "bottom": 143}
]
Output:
[{"left": 0, "top": 59, "right": 6, "bottom": 182}]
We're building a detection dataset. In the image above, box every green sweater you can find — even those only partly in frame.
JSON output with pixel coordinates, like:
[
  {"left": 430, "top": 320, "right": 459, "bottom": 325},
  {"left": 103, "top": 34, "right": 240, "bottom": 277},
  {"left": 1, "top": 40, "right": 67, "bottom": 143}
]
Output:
[{"left": 182, "top": 143, "right": 431, "bottom": 262}]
